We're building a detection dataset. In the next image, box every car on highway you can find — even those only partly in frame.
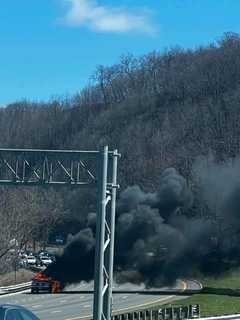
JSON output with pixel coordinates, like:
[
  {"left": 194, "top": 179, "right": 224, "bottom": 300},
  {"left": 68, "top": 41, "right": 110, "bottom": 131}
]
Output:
[
  {"left": 39, "top": 255, "right": 53, "bottom": 266},
  {"left": 31, "top": 272, "right": 61, "bottom": 293},
  {"left": 25, "top": 255, "right": 37, "bottom": 265},
  {"left": 0, "top": 304, "right": 39, "bottom": 319},
  {"left": 38, "top": 250, "right": 48, "bottom": 257}
]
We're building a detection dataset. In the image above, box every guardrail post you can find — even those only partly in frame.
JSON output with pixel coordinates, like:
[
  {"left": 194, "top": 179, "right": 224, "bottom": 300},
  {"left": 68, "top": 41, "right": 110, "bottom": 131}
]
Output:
[
  {"left": 153, "top": 310, "right": 157, "bottom": 320},
  {"left": 149, "top": 310, "right": 153, "bottom": 320},
  {"left": 176, "top": 307, "right": 181, "bottom": 320},
  {"left": 189, "top": 305, "right": 193, "bottom": 319},
  {"left": 142, "top": 310, "right": 146, "bottom": 320},
  {"left": 158, "top": 310, "right": 162, "bottom": 320}
]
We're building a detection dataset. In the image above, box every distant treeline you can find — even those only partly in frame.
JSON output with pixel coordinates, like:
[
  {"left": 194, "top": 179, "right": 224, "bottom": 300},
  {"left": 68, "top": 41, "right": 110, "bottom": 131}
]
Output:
[{"left": 1, "top": 32, "right": 240, "bottom": 267}]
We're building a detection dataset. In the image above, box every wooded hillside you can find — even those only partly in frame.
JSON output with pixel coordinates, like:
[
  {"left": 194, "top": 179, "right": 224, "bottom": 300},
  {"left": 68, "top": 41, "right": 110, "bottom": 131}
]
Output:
[{"left": 1, "top": 32, "right": 240, "bottom": 271}]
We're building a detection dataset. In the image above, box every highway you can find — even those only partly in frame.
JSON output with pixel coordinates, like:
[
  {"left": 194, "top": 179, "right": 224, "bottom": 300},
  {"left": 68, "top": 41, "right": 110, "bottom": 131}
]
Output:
[{"left": 0, "top": 280, "right": 200, "bottom": 320}]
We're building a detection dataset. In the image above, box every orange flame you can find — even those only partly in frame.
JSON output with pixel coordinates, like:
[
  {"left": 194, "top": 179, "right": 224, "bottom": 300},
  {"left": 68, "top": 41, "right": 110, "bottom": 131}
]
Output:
[{"left": 33, "top": 272, "right": 61, "bottom": 293}]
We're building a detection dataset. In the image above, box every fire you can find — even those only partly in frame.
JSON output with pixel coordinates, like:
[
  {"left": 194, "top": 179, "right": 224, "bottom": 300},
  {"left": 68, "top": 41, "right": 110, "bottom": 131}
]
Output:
[
  {"left": 32, "top": 272, "right": 61, "bottom": 293},
  {"left": 34, "top": 272, "right": 50, "bottom": 281}
]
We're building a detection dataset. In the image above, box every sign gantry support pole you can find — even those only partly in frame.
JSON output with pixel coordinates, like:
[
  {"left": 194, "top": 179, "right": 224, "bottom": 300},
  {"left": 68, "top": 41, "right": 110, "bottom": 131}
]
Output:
[
  {"left": 103, "top": 149, "right": 118, "bottom": 320},
  {"left": 93, "top": 146, "right": 119, "bottom": 320}
]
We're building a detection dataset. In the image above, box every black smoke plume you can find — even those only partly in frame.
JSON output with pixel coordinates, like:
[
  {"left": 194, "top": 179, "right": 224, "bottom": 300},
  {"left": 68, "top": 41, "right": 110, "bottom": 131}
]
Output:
[
  {"left": 45, "top": 228, "right": 95, "bottom": 287},
  {"left": 44, "top": 161, "right": 240, "bottom": 287},
  {"left": 155, "top": 168, "right": 193, "bottom": 219}
]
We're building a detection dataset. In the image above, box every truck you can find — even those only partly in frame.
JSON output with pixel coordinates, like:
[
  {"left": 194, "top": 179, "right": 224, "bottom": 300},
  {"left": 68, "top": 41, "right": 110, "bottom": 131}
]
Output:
[{"left": 31, "top": 272, "right": 61, "bottom": 293}]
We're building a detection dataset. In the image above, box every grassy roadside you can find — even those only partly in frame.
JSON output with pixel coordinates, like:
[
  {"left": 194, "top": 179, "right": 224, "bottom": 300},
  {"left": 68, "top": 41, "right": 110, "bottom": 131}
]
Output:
[
  {"left": 163, "top": 270, "right": 240, "bottom": 317},
  {"left": 0, "top": 269, "right": 35, "bottom": 286}
]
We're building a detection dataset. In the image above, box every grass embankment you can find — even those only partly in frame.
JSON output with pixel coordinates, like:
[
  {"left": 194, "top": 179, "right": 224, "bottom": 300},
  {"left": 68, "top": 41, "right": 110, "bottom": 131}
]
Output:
[
  {"left": 0, "top": 269, "right": 35, "bottom": 286},
  {"left": 163, "top": 270, "right": 240, "bottom": 317}
]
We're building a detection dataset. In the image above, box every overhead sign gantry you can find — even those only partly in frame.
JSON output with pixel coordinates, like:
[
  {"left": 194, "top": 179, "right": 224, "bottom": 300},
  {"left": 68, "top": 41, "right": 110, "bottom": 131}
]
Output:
[{"left": 0, "top": 146, "right": 120, "bottom": 320}]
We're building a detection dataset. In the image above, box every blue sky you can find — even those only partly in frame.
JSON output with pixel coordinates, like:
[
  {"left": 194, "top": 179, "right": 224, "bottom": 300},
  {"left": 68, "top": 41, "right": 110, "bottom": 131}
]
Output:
[{"left": 0, "top": 0, "right": 239, "bottom": 106}]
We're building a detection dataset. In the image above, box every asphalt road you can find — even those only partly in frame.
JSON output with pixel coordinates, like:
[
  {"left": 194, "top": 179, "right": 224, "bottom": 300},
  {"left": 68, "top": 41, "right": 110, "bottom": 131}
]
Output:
[{"left": 0, "top": 280, "right": 200, "bottom": 320}]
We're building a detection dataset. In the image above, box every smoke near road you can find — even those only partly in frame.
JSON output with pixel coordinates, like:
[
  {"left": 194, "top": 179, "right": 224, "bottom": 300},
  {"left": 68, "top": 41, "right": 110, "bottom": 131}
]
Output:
[
  {"left": 45, "top": 228, "right": 95, "bottom": 287},
  {"left": 45, "top": 160, "right": 240, "bottom": 287}
]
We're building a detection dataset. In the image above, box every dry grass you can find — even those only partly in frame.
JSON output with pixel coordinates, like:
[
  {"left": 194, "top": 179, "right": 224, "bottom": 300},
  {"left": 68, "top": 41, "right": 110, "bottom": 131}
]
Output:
[{"left": 0, "top": 269, "right": 35, "bottom": 286}]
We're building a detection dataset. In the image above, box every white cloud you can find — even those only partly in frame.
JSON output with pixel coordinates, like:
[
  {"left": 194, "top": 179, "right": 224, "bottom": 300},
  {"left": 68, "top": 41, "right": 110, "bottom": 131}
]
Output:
[{"left": 62, "top": 0, "right": 157, "bottom": 35}]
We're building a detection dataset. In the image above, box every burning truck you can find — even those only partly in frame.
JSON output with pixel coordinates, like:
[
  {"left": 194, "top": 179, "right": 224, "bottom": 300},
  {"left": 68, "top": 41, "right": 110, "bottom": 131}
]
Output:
[{"left": 31, "top": 272, "right": 62, "bottom": 293}]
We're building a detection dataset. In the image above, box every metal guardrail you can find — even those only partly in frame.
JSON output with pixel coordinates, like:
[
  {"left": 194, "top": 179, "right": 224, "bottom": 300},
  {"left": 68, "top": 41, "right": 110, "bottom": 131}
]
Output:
[
  {"left": 0, "top": 281, "right": 31, "bottom": 294},
  {"left": 199, "top": 315, "right": 240, "bottom": 320},
  {"left": 112, "top": 305, "right": 200, "bottom": 320}
]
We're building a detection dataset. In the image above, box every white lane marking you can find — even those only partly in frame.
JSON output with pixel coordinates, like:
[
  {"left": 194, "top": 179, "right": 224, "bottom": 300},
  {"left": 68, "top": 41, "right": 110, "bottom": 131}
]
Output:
[
  {"left": 31, "top": 305, "right": 42, "bottom": 308},
  {"left": 60, "top": 299, "right": 67, "bottom": 303},
  {"left": 80, "top": 295, "right": 85, "bottom": 299},
  {"left": 83, "top": 304, "right": 90, "bottom": 308},
  {"left": 51, "top": 310, "right": 62, "bottom": 313},
  {"left": 122, "top": 296, "right": 128, "bottom": 299},
  {"left": 64, "top": 295, "right": 176, "bottom": 320}
]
